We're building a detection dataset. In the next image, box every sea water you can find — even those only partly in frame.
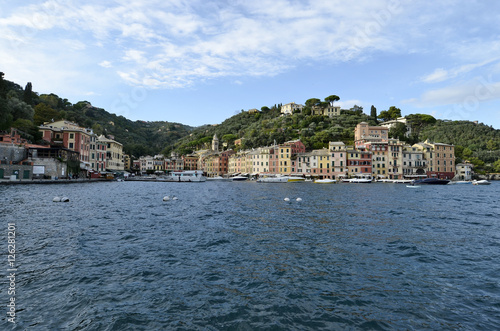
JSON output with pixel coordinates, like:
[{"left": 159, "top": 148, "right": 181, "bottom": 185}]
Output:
[{"left": 1, "top": 181, "right": 499, "bottom": 330}]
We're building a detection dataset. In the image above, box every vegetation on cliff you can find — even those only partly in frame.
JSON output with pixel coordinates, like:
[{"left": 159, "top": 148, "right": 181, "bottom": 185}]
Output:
[{"left": 1, "top": 72, "right": 499, "bottom": 172}]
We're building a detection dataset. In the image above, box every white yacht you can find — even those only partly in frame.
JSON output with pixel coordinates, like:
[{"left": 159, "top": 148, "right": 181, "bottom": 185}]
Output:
[
  {"left": 257, "top": 175, "right": 289, "bottom": 183},
  {"left": 165, "top": 170, "right": 206, "bottom": 182}
]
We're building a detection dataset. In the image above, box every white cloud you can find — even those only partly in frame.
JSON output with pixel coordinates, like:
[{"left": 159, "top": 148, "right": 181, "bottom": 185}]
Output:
[
  {"left": 407, "top": 77, "right": 500, "bottom": 107},
  {"left": 421, "top": 58, "right": 500, "bottom": 84},
  {"left": 99, "top": 61, "right": 112, "bottom": 68},
  {"left": 0, "top": 0, "right": 415, "bottom": 89},
  {"left": 2, "top": 0, "right": 500, "bottom": 96},
  {"left": 421, "top": 68, "right": 449, "bottom": 83}
]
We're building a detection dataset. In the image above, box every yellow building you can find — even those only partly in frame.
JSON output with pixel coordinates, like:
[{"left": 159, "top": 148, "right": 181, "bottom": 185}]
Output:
[
  {"left": 279, "top": 145, "right": 292, "bottom": 174},
  {"left": 98, "top": 135, "right": 124, "bottom": 171}
]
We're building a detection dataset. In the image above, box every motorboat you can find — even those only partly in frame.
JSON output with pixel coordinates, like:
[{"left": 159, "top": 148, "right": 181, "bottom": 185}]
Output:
[
  {"left": 349, "top": 175, "right": 373, "bottom": 183},
  {"left": 231, "top": 175, "right": 248, "bottom": 181},
  {"left": 314, "top": 178, "right": 336, "bottom": 184},
  {"left": 257, "top": 175, "right": 289, "bottom": 183},
  {"left": 472, "top": 180, "right": 491, "bottom": 185},
  {"left": 206, "top": 176, "right": 225, "bottom": 181},
  {"left": 164, "top": 170, "right": 206, "bottom": 182},
  {"left": 287, "top": 176, "right": 305, "bottom": 182},
  {"left": 394, "top": 179, "right": 413, "bottom": 184},
  {"left": 413, "top": 178, "right": 450, "bottom": 185}
]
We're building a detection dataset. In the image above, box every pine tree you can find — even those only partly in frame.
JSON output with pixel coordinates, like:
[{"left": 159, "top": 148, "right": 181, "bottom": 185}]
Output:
[
  {"left": 370, "top": 105, "right": 378, "bottom": 123},
  {"left": 0, "top": 72, "right": 5, "bottom": 98},
  {"left": 23, "top": 82, "right": 33, "bottom": 106}
]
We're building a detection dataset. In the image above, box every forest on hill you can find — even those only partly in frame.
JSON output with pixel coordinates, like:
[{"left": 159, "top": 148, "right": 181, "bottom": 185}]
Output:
[
  {"left": 1, "top": 72, "right": 499, "bottom": 173},
  {"left": 0, "top": 72, "right": 193, "bottom": 157}
]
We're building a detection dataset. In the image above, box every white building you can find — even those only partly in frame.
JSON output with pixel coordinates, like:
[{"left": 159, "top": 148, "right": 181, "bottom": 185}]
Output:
[{"left": 281, "top": 102, "right": 304, "bottom": 115}]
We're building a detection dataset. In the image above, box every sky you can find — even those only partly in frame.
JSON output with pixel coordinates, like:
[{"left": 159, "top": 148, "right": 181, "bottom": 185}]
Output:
[{"left": 1, "top": 0, "right": 500, "bottom": 129}]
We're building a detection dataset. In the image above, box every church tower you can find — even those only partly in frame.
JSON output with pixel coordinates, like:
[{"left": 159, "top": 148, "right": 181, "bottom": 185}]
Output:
[{"left": 212, "top": 133, "right": 219, "bottom": 151}]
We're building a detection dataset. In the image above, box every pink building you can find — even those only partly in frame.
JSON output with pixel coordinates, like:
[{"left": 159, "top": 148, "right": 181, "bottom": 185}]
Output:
[
  {"left": 39, "top": 121, "right": 93, "bottom": 172},
  {"left": 329, "top": 141, "right": 348, "bottom": 180},
  {"left": 347, "top": 149, "right": 372, "bottom": 176}
]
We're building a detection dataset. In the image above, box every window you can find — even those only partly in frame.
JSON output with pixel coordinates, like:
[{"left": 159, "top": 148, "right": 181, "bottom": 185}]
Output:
[{"left": 69, "top": 143, "right": 74, "bottom": 148}]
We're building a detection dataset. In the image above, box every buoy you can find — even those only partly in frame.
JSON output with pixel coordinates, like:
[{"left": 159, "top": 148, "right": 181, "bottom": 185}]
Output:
[
  {"left": 296, "top": 198, "right": 302, "bottom": 202},
  {"left": 53, "top": 197, "right": 61, "bottom": 202},
  {"left": 61, "top": 197, "right": 69, "bottom": 202},
  {"left": 284, "top": 197, "right": 290, "bottom": 202},
  {"left": 172, "top": 196, "right": 178, "bottom": 200},
  {"left": 163, "top": 196, "right": 171, "bottom": 201}
]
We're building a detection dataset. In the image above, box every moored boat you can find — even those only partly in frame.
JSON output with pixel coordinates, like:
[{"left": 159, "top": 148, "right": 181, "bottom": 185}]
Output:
[
  {"left": 206, "top": 176, "right": 225, "bottom": 181},
  {"left": 349, "top": 174, "right": 373, "bottom": 183},
  {"left": 472, "top": 179, "right": 491, "bottom": 185},
  {"left": 231, "top": 175, "right": 248, "bottom": 181},
  {"left": 413, "top": 178, "right": 450, "bottom": 185},
  {"left": 287, "top": 176, "right": 305, "bottom": 182},
  {"left": 314, "top": 178, "right": 336, "bottom": 184},
  {"left": 164, "top": 170, "right": 206, "bottom": 182},
  {"left": 257, "top": 175, "right": 289, "bottom": 183}
]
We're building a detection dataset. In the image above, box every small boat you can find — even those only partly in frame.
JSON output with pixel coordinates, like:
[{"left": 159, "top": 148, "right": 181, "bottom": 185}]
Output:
[
  {"left": 394, "top": 179, "right": 413, "bottom": 184},
  {"left": 206, "top": 176, "right": 225, "bottom": 181},
  {"left": 257, "top": 175, "right": 288, "bottom": 183},
  {"left": 164, "top": 170, "right": 206, "bottom": 182},
  {"left": 349, "top": 174, "right": 373, "bottom": 183},
  {"left": 472, "top": 180, "right": 491, "bottom": 185},
  {"left": 314, "top": 178, "right": 336, "bottom": 184},
  {"left": 413, "top": 178, "right": 450, "bottom": 185},
  {"left": 406, "top": 185, "right": 420, "bottom": 188},
  {"left": 287, "top": 176, "right": 305, "bottom": 182},
  {"left": 231, "top": 175, "right": 248, "bottom": 181},
  {"left": 454, "top": 181, "right": 472, "bottom": 184}
]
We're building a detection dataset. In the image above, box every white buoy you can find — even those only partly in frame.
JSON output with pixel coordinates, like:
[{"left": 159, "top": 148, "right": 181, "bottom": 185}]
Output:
[
  {"left": 61, "top": 197, "right": 69, "bottom": 202},
  {"left": 163, "top": 196, "right": 171, "bottom": 201},
  {"left": 53, "top": 197, "right": 61, "bottom": 202},
  {"left": 284, "top": 197, "right": 290, "bottom": 202},
  {"left": 296, "top": 198, "right": 302, "bottom": 202},
  {"left": 172, "top": 196, "right": 178, "bottom": 200}
]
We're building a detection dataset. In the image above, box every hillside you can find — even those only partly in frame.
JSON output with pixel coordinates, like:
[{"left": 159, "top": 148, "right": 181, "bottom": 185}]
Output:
[
  {"left": 173, "top": 107, "right": 374, "bottom": 154},
  {"left": 1, "top": 72, "right": 499, "bottom": 172},
  {"left": 0, "top": 72, "right": 193, "bottom": 157}
]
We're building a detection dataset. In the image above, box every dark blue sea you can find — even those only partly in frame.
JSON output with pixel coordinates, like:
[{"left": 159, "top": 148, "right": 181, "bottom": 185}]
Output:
[{"left": 1, "top": 180, "right": 500, "bottom": 330}]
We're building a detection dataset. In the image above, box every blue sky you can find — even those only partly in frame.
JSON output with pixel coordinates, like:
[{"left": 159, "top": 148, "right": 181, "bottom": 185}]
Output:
[{"left": 1, "top": 0, "right": 500, "bottom": 129}]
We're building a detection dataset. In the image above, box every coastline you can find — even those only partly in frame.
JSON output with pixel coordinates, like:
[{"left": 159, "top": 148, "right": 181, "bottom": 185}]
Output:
[{"left": 0, "top": 178, "right": 108, "bottom": 185}]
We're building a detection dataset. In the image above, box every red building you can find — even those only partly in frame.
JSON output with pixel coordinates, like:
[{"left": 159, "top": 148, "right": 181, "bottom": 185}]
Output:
[{"left": 347, "top": 149, "right": 372, "bottom": 176}]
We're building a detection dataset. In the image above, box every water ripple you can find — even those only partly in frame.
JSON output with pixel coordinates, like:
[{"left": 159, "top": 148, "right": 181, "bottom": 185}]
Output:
[{"left": 1, "top": 181, "right": 500, "bottom": 329}]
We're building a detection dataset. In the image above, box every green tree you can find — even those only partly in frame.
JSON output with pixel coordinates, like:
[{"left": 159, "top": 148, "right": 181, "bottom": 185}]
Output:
[
  {"left": 8, "top": 97, "right": 34, "bottom": 121},
  {"left": 0, "top": 72, "right": 5, "bottom": 98},
  {"left": 23, "top": 82, "right": 33, "bottom": 106},
  {"left": 39, "top": 93, "right": 62, "bottom": 109},
  {"left": 0, "top": 97, "right": 12, "bottom": 130},
  {"left": 378, "top": 106, "right": 401, "bottom": 121},
  {"left": 493, "top": 159, "right": 500, "bottom": 172},
  {"left": 33, "top": 103, "right": 61, "bottom": 125},
  {"left": 389, "top": 122, "right": 407, "bottom": 140},
  {"left": 324, "top": 95, "right": 340, "bottom": 106},
  {"left": 486, "top": 139, "right": 498, "bottom": 151},
  {"left": 462, "top": 147, "right": 473, "bottom": 158},
  {"left": 350, "top": 105, "right": 364, "bottom": 116},
  {"left": 305, "top": 98, "right": 321, "bottom": 108},
  {"left": 370, "top": 105, "right": 377, "bottom": 123}
]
